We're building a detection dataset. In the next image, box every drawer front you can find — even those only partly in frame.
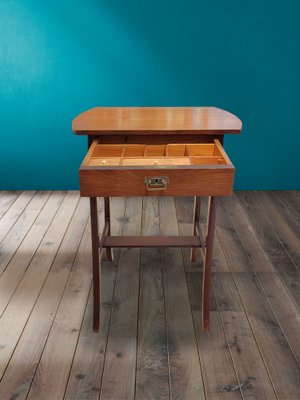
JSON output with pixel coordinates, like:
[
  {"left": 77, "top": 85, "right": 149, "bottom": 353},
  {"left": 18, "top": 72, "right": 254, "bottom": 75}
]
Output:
[{"left": 79, "top": 167, "right": 234, "bottom": 197}]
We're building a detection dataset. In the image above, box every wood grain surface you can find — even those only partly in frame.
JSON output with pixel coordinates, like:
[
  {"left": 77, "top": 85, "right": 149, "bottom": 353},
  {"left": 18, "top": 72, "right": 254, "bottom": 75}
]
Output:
[
  {"left": 100, "top": 197, "right": 142, "bottom": 399},
  {"left": 135, "top": 197, "right": 170, "bottom": 399},
  {"left": 0, "top": 191, "right": 299, "bottom": 400},
  {"left": 64, "top": 198, "right": 126, "bottom": 400},
  {"left": 72, "top": 107, "right": 242, "bottom": 135},
  {"left": 79, "top": 167, "right": 234, "bottom": 197}
]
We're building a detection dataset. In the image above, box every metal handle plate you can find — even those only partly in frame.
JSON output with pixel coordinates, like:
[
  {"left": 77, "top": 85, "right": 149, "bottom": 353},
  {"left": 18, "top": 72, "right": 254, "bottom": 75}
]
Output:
[{"left": 144, "top": 176, "right": 169, "bottom": 191}]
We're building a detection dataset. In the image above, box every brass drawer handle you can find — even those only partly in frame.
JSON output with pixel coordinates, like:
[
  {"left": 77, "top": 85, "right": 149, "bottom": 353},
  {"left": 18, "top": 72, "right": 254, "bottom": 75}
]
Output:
[{"left": 144, "top": 176, "right": 169, "bottom": 191}]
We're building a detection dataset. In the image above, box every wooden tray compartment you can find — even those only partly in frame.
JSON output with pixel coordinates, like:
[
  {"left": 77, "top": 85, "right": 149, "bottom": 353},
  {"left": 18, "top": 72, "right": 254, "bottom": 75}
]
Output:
[
  {"left": 79, "top": 138, "right": 235, "bottom": 197},
  {"left": 84, "top": 141, "right": 229, "bottom": 167}
]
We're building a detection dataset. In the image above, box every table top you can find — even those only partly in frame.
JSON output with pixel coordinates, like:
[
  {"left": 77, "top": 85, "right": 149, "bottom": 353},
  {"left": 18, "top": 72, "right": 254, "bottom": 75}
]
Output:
[{"left": 72, "top": 107, "right": 242, "bottom": 135}]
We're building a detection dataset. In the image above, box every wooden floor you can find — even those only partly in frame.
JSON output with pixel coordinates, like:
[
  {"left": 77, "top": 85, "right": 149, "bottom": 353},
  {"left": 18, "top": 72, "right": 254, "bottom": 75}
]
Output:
[{"left": 0, "top": 191, "right": 299, "bottom": 400}]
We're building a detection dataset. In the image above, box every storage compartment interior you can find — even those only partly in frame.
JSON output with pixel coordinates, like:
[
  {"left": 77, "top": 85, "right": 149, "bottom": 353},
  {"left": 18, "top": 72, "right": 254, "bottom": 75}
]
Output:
[{"left": 85, "top": 141, "right": 229, "bottom": 167}]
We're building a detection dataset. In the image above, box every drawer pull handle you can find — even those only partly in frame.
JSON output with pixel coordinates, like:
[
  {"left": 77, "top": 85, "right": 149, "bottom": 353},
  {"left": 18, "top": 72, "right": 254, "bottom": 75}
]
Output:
[{"left": 144, "top": 177, "right": 169, "bottom": 191}]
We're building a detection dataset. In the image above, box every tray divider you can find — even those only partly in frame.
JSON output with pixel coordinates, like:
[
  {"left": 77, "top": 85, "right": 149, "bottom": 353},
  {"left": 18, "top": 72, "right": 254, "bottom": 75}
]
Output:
[
  {"left": 165, "top": 144, "right": 169, "bottom": 157},
  {"left": 121, "top": 145, "right": 126, "bottom": 158},
  {"left": 186, "top": 144, "right": 190, "bottom": 157}
]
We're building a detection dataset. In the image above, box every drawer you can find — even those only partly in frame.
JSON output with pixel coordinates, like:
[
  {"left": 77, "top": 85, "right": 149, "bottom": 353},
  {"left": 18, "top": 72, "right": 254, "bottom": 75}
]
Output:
[{"left": 79, "top": 139, "right": 235, "bottom": 197}]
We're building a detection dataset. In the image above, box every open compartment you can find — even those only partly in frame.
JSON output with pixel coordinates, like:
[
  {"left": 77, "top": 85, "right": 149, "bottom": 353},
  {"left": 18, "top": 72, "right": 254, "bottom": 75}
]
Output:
[
  {"left": 186, "top": 144, "right": 215, "bottom": 156},
  {"left": 123, "top": 145, "right": 145, "bottom": 157},
  {"left": 84, "top": 139, "right": 231, "bottom": 167},
  {"left": 92, "top": 144, "right": 124, "bottom": 157},
  {"left": 165, "top": 144, "right": 187, "bottom": 156},
  {"left": 144, "top": 145, "right": 166, "bottom": 156},
  {"left": 80, "top": 138, "right": 235, "bottom": 197}
]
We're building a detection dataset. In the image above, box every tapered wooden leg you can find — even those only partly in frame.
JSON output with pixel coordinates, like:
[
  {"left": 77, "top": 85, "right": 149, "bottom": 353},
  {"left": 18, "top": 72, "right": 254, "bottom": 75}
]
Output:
[
  {"left": 104, "top": 197, "right": 114, "bottom": 262},
  {"left": 190, "top": 196, "right": 201, "bottom": 261},
  {"left": 202, "top": 196, "right": 217, "bottom": 331},
  {"left": 90, "top": 197, "right": 100, "bottom": 332}
]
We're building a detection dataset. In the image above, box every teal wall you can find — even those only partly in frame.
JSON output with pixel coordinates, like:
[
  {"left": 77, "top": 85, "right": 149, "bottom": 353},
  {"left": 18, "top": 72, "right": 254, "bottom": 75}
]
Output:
[{"left": 1, "top": 0, "right": 300, "bottom": 190}]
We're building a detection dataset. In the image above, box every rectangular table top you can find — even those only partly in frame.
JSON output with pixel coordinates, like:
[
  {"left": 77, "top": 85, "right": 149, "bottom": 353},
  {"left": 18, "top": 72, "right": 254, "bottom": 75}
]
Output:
[{"left": 72, "top": 107, "right": 242, "bottom": 135}]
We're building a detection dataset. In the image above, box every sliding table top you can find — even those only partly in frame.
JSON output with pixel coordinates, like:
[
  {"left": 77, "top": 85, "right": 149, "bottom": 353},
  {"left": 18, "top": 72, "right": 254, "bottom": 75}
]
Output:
[{"left": 72, "top": 107, "right": 242, "bottom": 136}]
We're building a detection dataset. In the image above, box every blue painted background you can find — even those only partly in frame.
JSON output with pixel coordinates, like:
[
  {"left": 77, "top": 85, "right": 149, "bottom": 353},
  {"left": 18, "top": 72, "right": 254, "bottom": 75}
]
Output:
[{"left": 1, "top": 0, "right": 299, "bottom": 189}]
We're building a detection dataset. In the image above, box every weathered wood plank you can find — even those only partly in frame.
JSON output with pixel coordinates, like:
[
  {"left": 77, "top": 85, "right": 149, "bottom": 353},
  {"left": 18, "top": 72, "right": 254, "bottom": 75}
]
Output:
[
  {"left": 218, "top": 198, "right": 300, "bottom": 400},
  {"left": 257, "top": 191, "right": 300, "bottom": 268},
  {"left": 0, "top": 197, "right": 89, "bottom": 400},
  {"left": 26, "top": 216, "right": 92, "bottom": 400},
  {"left": 212, "top": 239, "right": 277, "bottom": 400},
  {"left": 223, "top": 194, "right": 300, "bottom": 363},
  {"left": 0, "top": 191, "right": 21, "bottom": 219},
  {"left": 175, "top": 195, "right": 274, "bottom": 400},
  {"left": 135, "top": 196, "right": 169, "bottom": 400},
  {"left": 174, "top": 196, "right": 244, "bottom": 400},
  {"left": 0, "top": 192, "right": 79, "bottom": 379},
  {"left": 159, "top": 196, "right": 205, "bottom": 400},
  {"left": 100, "top": 197, "right": 142, "bottom": 400},
  {"left": 0, "top": 191, "right": 51, "bottom": 276},
  {"left": 186, "top": 269, "right": 244, "bottom": 400},
  {"left": 197, "top": 311, "right": 244, "bottom": 399},
  {"left": 222, "top": 311, "right": 277, "bottom": 399},
  {"left": 65, "top": 197, "right": 127, "bottom": 400},
  {"left": 277, "top": 191, "right": 300, "bottom": 221},
  {"left": 0, "top": 191, "right": 299, "bottom": 400},
  {"left": 236, "top": 191, "right": 300, "bottom": 308},
  {"left": 0, "top": 191, "right": 65, "bottom": 315},
  {"left": 0, "top": 191, "right": 36, "bottom": 242}
]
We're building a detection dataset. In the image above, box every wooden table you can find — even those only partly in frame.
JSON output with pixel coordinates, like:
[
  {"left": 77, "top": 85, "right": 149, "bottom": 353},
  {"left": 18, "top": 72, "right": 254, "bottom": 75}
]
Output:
[{"left": 73, "top": 107, "right": 242, "bottom": 332}]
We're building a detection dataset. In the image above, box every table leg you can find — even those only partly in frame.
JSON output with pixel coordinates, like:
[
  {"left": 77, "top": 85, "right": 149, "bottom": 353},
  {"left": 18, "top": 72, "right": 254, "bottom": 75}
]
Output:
[
  {"left": 104, "top": 197, "right": 113, "bottom": 261},
  {"left": 202, "top": 196, "right": 217, "bottom": 330},
  {"left": 190, "top": 196, "right": 201, "bottom": 261},
  {"left": 90, "top": 197, "right": 100, "bottom": 332}
]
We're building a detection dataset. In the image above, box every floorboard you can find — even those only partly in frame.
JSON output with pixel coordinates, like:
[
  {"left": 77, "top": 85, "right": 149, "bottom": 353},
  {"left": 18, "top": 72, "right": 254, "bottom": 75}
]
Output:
[
  {"left": 135, "top": 197, "right": 169, "bottom": 400},
  {"left": 0, "top": 192, "right": 79, "bottom": 381},
  {"left": 236, "top": 191, "right": 300, "bottom": 309},
  {"left": 0, "top": 192, "right": 65, "bottom": 314},
  {"left": 0, "top": 191, "right": 54, "bottom": 276},
  {"left": 0, "top": 191, "right": 299, "bottom": 400},
  {"left": 100, "top": 197, "right": 142, "bottom": 400},
  {"left": 175, "top": 197, "right": 242, "bottom": 400},
  {"left": 65, "top": 197, "right": 126, "bottom": 400},
  {"left": 0, "top": 191, "right": 22, "bottom": 219},
  {"left": 0, "top": 196, "right": 88, "bottom": 400},
  {"left": 0, "top": 191, "right": 36, "bottom": 243},
  {"left": 159, "top": 197, "right": 205, "bottom": 399}
]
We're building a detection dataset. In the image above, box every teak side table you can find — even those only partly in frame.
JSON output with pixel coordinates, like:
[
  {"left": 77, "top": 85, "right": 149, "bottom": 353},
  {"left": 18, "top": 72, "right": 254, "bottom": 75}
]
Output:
[{"left": 73, "top": 107, "right": 242, "bottom": 332}]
